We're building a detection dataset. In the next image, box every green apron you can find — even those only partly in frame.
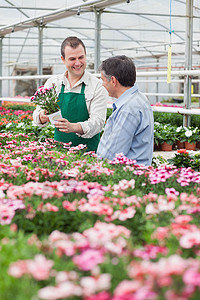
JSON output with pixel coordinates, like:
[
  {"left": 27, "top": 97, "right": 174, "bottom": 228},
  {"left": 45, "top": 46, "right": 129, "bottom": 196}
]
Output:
[{"left": 54, "top": 83, "right": 100, "bottom": 152}]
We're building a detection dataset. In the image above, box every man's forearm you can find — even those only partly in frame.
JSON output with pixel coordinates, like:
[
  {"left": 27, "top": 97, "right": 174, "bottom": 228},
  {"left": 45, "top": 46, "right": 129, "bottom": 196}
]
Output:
[{"left": 71, "top": 123, "right": 84, "bottom": 135}]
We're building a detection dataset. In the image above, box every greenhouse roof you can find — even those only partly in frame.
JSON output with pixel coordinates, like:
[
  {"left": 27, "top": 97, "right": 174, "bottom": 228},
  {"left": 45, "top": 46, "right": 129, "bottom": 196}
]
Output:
[{"left": 0, "top": 0, "right": 200, "bottom": 72}]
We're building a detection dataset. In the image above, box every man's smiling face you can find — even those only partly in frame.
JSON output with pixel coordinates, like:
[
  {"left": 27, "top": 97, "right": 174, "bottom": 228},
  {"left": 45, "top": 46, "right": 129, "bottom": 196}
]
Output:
[{"left": 61, "top": 44, "right": 86, "bottom": 79}]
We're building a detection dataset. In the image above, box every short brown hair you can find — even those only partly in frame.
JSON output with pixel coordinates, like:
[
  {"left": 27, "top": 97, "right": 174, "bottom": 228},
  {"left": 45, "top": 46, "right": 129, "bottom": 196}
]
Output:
[
  {"left": 61, "top": 36, "right": 86, "bottom": 58},
  {"left": 99, "top": 55, "right": 136, "bottom": 87}
]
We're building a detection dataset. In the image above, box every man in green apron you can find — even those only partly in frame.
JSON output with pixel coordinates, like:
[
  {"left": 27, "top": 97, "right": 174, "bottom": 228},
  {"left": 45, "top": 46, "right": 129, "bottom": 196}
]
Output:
[{"left": 33, "top": 36, "right": 109, "bottom": 152}]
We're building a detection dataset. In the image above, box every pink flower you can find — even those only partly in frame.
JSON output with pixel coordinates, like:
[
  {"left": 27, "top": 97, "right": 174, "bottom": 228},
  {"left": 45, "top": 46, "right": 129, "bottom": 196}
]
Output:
[
  {"left": 10, "top": 223, "right": 18, "bottom": 232},
  {"left": 0, "top": 204, "right": 15, "bottom": 225},
  {"left": 45, "top": 202, "right": 59, "bottom": 212},
  {"left": 152, "top": 226, "right": 169, "bottom": 240},
  {"left": 62, "top": 200, "right": 76, "bottom": 211},
  {"left": 55, "top": 239, "right": 75, "bottom": 257},
  {"left": 165, "top": 188, "right": 179, "bottom": 196},
  {"left": 8, "top": 260, "right": 28, "bottom": 278},
  {"left": 113, "top": 179, "right": 135, "bottom": 191},
  {"left": 114, "top": 280, "right": 141, "bottom": 296},
  {"left": 73, "top": 249, "right": 104, "bottom": 271},
  {"left": 80, "top": 274, "right": 111, "bottom": 296},
  {"left": 174, "top": 215, "right": 192, "bottom": 224},
  {"left": 117, "top": 207, "right": 136, "bottom": 221},
  {"left": 38, "top": 282, "right": 82, "bottom": 299},
  {"left": 183, "top": 266, "right": 200, "bottom": 286},
  {"left": 27, "top": 254, "right": 54, "bottom": 280},
  {"left": 55, "top": 271, "right": 78, "bottom": 284},
  {"left": 157, "top": 276, "right": 172, "bottom": 287},
  {"left": 85, "top": 291, "right": 110, "bottom": 300},
  {"left": 63, "top": 168, "right": 79, "bottom": 178},
  {"left": 165, "top": 188, "right": 179, "bottom": 201},
  {"left": 83, "top": 221, "right": 130, "bottom": 248},
  {"left": 146, "top": 203, "right": 159, "bottom": 214},
  {"left": 179, "top": 231, "right": 200, "bottom": 249},
  {"left": 133, "top": 244, "right": 167, "bottom": 260}
]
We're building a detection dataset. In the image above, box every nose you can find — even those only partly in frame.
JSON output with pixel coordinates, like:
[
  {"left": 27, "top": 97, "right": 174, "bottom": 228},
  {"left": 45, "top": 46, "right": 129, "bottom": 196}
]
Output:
[{"left": 75, "top": 58, "right": 81, "bottom": 65}]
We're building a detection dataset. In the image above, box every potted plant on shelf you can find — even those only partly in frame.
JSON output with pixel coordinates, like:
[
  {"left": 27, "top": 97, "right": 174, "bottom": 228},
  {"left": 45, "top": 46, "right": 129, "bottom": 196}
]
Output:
[
  {"left": 182, "top": 127, "right": 199, "bottom": 150},
  {"left": 31, "top": 84, "right": 61, "bottom": 124},
  {"left": 175, "top": 125, "right": 187, "bottom": 149},
  {"left": 156, "top": 124, "right": 176, "bottom": 151}
]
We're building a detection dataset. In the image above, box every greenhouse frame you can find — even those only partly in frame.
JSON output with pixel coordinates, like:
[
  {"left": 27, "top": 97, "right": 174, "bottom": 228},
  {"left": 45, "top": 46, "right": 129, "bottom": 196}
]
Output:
[
  {"left": 0, "top": 2, "right": 200, "bottom": 300},
  {"left": 0, "top": 0, "right": 200, "bottom": 125}
]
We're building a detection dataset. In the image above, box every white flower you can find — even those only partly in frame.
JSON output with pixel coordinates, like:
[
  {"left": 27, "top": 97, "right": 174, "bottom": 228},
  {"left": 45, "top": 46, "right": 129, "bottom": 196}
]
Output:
[
  {"left": 176, "top": 126, "right": 182, "bottom": 132},
  {"left": 6, "top": 123, "right": 12, "bottom": 128},
  {"left": 17, "top": 122, "right": 25, "bottom": 128},
  {"left": 185, "top": 130, "right": 192, "bottom": 137},
  {"left": 31, "top": 121, "right": 38, "bottom": 127}
]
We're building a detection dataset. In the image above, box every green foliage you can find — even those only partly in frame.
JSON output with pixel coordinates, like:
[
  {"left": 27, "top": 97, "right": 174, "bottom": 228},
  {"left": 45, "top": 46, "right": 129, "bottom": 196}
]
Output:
[
  {"left": 3, "top": 104, "right": 35, "bottom": 111},
  {"left": 0, "top": 227, "right": 41, "bottom": 300},
  {"left": 168, "top": 151, "right": 200, "bottom": 171},
  {"left": 152, "top": 155, "right": 167, "bottom": 168},
  {"left": 0, "top": 107, "right": 200, "bottom": 300},
  {"left": 13, "top": 205, "right": 100, "bottom": 237},
  {"left": 154, "top": 123, "right": 177, "bottom": 145},
  {"left": 106, "top": 108, "right": 113, "bottom": 120},
  {"left": 182, "top": 127, "right": 200, "bottom": 143},
  {"left": 153, "top": 111, "right": 200, "bottom": 128}
]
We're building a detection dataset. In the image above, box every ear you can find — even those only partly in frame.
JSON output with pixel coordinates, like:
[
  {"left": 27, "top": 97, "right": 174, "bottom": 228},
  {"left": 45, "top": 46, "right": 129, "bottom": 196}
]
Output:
[
  {"left": 61, "top": 56, "right": 65, "bottom": 63},
  {"left": 111, "top": 76, "right": 118, "bottom": 87}
]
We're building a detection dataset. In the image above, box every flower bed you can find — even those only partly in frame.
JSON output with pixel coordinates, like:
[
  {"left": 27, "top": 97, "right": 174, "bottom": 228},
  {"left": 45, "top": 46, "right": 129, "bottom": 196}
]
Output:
[{"left": 0, "top": 107, "right": 200, "bottom": 300}]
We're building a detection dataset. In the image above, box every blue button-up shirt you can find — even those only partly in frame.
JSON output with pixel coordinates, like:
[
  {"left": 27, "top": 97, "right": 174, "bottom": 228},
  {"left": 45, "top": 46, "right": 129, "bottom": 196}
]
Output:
[{"left": 97, "top": 85, "right": 154, "bottom": 166}]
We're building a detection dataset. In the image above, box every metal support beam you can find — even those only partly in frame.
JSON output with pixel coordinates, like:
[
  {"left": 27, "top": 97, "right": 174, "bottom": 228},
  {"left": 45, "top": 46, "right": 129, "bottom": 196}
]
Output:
[
  {"left": 156, "top": 57, "right": 159, "bottom": 102},
  {"left": 38, "top": 26, "right": 43, "bottom": 87},
  {"left": 0, "top": 0, "right": 125, "bottom": 37},
  {"left": 94, "top": 9, "right": 102, "bottom": 73},
  {"left": 183, "top": 0, "right": 193, "bottom": 127},
  {"left": 0, "top": 38, "right": 2, "bottom": 99}
]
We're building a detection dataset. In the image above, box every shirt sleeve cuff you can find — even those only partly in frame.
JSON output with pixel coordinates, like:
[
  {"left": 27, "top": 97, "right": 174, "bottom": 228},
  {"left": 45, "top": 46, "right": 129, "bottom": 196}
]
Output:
[{"left": 76, "top": 122, "right": 90, "bottom": 138}]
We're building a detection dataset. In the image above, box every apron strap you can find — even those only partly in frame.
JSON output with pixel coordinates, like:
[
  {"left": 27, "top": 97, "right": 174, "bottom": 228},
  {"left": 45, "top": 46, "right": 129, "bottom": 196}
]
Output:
[
  {"left": 61, "top": 83, "right": 65, "bottom": 93},
  {"left": 61, "top": 82, "right": 85, "bottom": 94},
  {"left": 81, "top": 83, "right": 86, "bottom": 94}
]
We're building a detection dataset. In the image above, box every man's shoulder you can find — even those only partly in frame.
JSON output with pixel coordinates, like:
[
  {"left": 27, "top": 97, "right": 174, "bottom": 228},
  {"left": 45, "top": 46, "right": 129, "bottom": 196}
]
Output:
[
  {"left": 44, "top": 73, "right": 65, "bottom": 93},
  {"left": 119, "top": 91, "right": 151, "bottom": 113},
  {"left": 129, "top": 90, "right": 150, "bottom": 105}
]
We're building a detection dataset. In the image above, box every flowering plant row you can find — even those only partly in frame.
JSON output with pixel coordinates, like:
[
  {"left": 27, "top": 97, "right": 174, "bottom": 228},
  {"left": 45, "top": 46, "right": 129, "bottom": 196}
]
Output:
[
  {"left": 0, "top": 107, "right": 199, "bottom": 148},
  {"left": 0, "top": 129, "right": 199, "bottom": 300}
]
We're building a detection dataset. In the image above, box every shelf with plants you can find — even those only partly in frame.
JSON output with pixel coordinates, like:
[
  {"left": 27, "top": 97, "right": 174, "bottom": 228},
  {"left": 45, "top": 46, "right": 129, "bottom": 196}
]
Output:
[{"left": 154, "top": 122, "right": 200, "bottom": 151}]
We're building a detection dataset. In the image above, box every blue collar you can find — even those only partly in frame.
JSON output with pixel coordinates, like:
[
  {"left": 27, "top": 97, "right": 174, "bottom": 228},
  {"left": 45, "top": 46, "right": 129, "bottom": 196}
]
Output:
[{"left": 113, "top": 84, "right": 138, "bottom": 111}]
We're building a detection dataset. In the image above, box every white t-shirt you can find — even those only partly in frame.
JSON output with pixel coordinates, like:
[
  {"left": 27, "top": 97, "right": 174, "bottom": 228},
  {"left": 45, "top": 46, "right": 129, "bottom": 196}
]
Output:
[{"left": 33, "top": 70, "right": 109, "bottom": 139}]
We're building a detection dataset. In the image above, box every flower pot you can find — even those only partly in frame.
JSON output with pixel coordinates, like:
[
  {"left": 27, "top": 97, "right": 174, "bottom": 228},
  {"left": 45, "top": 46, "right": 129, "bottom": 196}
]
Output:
[
  {"left": 196, "top": 141, "right": 200, "bottom": 149},
  {"left": 172, "top": 143, "right": 176, "bottom": 150},
  {"left": 185, "top": 141, "right": 196, "bottom": 151},
  {"left": 176, "top": 141, "right": 185, "bottom": 149},
  {"left": 161, "top": 142, "right": 173, "bottom": 151},
  {"left": 48, "top": 110, "right": 62, "bottom": 125},
  {"left": 154, "top": 143, "right": 161, "bottom": 151}
]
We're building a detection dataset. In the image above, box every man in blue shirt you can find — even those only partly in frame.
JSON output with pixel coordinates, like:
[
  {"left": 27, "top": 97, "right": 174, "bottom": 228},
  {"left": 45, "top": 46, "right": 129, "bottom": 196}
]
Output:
[{"left": 97, "top": 55, "right": 154, "bottom": 166}]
